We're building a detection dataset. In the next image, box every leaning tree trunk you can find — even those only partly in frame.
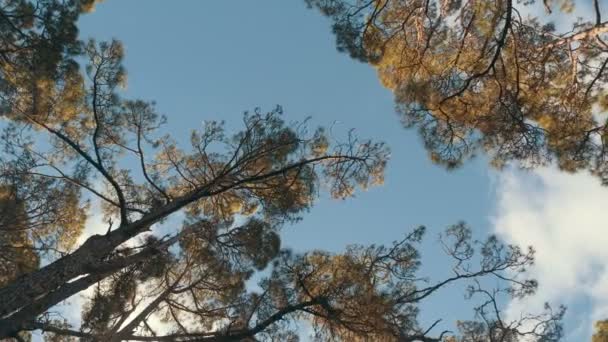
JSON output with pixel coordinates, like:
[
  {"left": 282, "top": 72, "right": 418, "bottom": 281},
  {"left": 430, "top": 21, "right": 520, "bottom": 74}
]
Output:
[{"left": 0, "top": 187, "right": 211, "bottom": 338}]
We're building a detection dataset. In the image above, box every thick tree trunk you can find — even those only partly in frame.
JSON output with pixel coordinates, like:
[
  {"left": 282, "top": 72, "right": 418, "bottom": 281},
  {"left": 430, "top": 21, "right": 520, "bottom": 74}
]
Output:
[
  {"left": 0, "top": 188, "right": 208, "bottom": 338},
  {"left": 0, "top": 158, "right": 331, "bottom": 339},
  {"left": 0, "top": 239, "right": 172, "bottom": 338},
  {"left": 0, "top": 233, "right": 117, "bottom": 319}
]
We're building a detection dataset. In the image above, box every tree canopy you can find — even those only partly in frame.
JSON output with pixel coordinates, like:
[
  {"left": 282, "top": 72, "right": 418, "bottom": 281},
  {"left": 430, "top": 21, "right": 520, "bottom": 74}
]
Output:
[
  {"left": 593, "top": 320, "right": 608, "bottom": 342},
  {"left": 0, "top": 1, "right": 564, "bottom": 341},
  {"left": 307, "top": 0, "right": 608, "bottom": 181}
]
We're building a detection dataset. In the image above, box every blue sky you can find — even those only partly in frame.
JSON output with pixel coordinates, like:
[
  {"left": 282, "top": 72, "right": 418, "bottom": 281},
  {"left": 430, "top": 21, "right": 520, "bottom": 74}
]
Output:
[{"left": 70, "top": 1, "right": 607, "bottom": 340}]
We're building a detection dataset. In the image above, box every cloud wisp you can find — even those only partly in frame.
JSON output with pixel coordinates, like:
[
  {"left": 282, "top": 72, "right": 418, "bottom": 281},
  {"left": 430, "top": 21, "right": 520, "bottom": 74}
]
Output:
[{"left": 492, "top": 167, "right": 608, "bottom": 340}]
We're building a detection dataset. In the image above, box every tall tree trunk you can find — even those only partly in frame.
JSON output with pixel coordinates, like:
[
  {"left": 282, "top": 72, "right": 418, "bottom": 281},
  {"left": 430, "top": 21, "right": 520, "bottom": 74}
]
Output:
[
  {"left": 0, "top": 239, "right": 172, "bottom": 337},
  {"left": 0, "top": 186, "right": 211, "bottom": 336}
]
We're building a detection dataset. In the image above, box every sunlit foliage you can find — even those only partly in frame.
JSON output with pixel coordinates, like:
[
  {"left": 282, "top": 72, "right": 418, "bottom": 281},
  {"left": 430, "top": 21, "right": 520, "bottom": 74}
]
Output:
[
  {"left": 308, "top": 0, "right": 608, "bottom": 180},
  {"left": 594, "top": 320, "right": 608, "bottom": 342},
  {"left": 0, "top": 1, "right": 562, "bottom": 341}
]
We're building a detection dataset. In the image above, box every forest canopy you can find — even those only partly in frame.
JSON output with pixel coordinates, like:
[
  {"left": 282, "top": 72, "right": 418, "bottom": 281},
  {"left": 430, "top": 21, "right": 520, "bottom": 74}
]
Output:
[
  {"left": 0, "top": 1, "right": 571, "bottom": 341},
  {"left": 307, "top": 0, "right": 608, "bottom": 183}
]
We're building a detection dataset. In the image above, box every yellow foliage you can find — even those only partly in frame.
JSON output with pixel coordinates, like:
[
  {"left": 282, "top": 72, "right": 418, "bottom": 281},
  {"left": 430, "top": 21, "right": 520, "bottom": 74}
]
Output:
[{"left": 594, "top": 320, "right": 608, "bottom": 342}]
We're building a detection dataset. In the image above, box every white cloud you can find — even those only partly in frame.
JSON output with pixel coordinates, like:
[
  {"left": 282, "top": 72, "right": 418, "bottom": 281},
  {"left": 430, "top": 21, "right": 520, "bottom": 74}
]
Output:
[
  {"left": 491, "top": 167, "right": 608, "bottom": 340},
  {"left": 76, "top": 199, "right": 110, "bottom": 246}
]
